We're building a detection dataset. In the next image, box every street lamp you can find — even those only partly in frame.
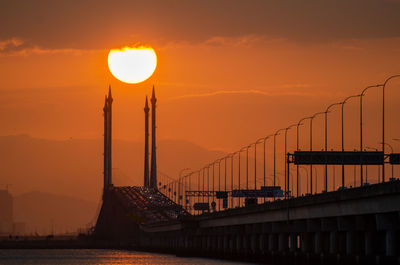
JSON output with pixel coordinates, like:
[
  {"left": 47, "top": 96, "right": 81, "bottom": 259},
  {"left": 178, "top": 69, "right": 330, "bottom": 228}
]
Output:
[
  {"left": 228, "top": 152, "right": 237, "bottom": 208},
  {"left": 259, "top": 135, "right": 273, "bottom": 202},
  {"left": 324, "top": 102, "right": 342, "bottom": 192},
  {"left": 284, "top": 124, "right": 296, "bottom": 199},
  {"left": 238, "top": 146, "right": 247, "bottom": 207},
  {"left": 360, "top": 84, "right": 383, "bottom": 185},
  {"left": 341, "top": 95, "right": 361, "bottom": 189},
  {"left": 296, "top": 116, "right": 312, "bottom": 197},
  {"left": 274, "top": 129, "right": 285, "bottom": 197},
  {"left": 254, "top": 136, "right": 271, "bottom": 191},
  {"left": 382, "top": 74, "right": 400, "bottom": 182},
  {"left": 310, "top": 112, "right": 325, "bottom": 194}
]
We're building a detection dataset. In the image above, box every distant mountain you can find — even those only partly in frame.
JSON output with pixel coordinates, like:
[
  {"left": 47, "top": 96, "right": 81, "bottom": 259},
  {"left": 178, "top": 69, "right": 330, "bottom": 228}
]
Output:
[
  {"left": 13, "top": 191, "right": 98, "bottom": 235},
  {"left": 0, "top": 134, "right": 225, "bottom": 203}
]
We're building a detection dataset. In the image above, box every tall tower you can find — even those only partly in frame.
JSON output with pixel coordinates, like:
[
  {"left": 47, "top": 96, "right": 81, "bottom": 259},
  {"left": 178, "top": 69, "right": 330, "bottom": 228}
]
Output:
[
  {"left": 143, "top": 96, "right": 150, "bottom": 187},
  {"left": 106, "top": 86, "right": 113, "bottom": 186},
  {"left": 103, "top": 95, "right": 109, "bottom": 192},
  {"left": 150, "top": 86, "right": 158, "bottom": 189}
]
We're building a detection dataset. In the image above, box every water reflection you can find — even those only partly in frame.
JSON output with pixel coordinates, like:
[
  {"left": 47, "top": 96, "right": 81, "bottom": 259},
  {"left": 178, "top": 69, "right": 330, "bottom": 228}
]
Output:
[{"left": 0, "top": 249, "right": 251, "bottom": 265}]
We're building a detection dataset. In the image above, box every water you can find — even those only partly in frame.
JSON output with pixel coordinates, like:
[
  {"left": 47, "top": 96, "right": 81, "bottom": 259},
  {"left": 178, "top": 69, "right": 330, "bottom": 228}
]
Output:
[{"left": 0, "top": 249, "right": 252, "bottom": 265}]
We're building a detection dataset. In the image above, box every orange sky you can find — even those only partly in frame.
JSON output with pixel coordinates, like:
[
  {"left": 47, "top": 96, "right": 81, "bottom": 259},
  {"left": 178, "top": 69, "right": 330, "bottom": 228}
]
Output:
[
  {"left": 1, "top": 0, "right": 400, "bottom": 155},
  {"left": 3, "top": 1, "right": 400, "bottom": 234}
]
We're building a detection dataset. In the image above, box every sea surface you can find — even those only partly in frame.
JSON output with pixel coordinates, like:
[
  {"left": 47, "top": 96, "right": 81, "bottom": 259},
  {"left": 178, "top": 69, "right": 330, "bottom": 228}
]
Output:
[{"left": 0, "top": 249, "right": 253, "bottom": 265}]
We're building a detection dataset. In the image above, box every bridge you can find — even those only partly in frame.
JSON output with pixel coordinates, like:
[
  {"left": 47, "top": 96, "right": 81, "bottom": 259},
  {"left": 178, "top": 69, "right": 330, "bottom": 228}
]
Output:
[{"left": 95, "top": 75, "right": 400, "bottom": 264}]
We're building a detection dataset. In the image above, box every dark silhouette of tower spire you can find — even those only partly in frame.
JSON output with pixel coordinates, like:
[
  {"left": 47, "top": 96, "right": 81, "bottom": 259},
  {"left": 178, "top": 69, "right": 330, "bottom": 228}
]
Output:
[
  {"left": 103, "top": 85, "right": 113, "bottom": 196},
  {"left": 150, "top": 86, "right": 157, "bottom": 189},
  {"left": 103, "top": 95, "right": 108, "bottom": 194},
  {"left": 106, "top": 85, "right": 113, "bottom": 187},
  {"left": 144, "top": 96, "right": 150, "bottom": 187}
]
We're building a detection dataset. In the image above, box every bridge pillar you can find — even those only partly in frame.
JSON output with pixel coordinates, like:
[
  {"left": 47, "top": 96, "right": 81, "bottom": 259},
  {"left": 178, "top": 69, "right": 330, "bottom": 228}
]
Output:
[
  {"left": 364, "top": 231, "right": 374, "bottom": 256},
  {"left": 250, "top": 234, "right": 258, "bottom": 254},
  {"left": 223, "top": 234, "right": 229, "bottom": 255},
  {"left": 278, "top": 233, "right": 288, "bottom": 252},
  {"left": 329, "top": 231, "right": 338, "bottom": 254},
  {"left": 301, "top": 232, "right": 311, "bottom": 253},
  {"left": 242, "top": 234, "right": 249, "bottom": 255},
  {"left": 259, "top": 234, "right": 267, "bottom": 254},
  {"left": 268, "top": 234, "right": 278, "bottom": 252},
  {"left": 386, "top": 230, "right": 397, "bottom": 257},
  {"left": 218, "top": 235, "right": 223, "bottom": 253},
  {"left": 289, "top": 233, "right": 297, "bottom": 252},
  {"left": 314, "top": 232, "right": 322, "bottom": 254},
  {"left": 202, "top": 235, "right": 207, "bottom": 251},
  {"left": 236, "top": 234, "right": 242, "bottom": 254},
  {"left": 346, "top": 231, "right": 355, "bottom": 255}
]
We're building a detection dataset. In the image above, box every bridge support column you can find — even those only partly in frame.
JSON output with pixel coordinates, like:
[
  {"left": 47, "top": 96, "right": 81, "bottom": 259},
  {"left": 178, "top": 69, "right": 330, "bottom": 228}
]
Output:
[
  {"left": 314, "top": 232, "right": 322, "bottom": 254},
  {"left": 236, "top": 234, "right": 242, "bottom": 254},
  {"left": 242, "top": 234, "right": 249, "bottom": 255},
  {"left": 278, "top": 233, "right": 288, "bottom": 252},
  {"left": 250, "top": 234, "right": 257, "bottom": 254},
  {"left": 202, "top": 235, "right": 207, "bottom": 251},
  {"left": 259, "top": 234, "right": 267, "bottom": 254},
  {"left": 223, "top": 235, "right": 229, "bottom": 254},
  {"left": 329, "top": 231, "right": 338, "bottom": 254},
  {"left": 364, "top": 231, "right": 374, "bottom": 256},
  {"left": 346, "top": 231, "right": 355, "bottom": 255},
  {"left": 386, "top": 230, "right": 397, "bottom": 257},
  {"left": 218, "top": 235, "right": 223, "bottom": 253},
  {"left": 268, "top": 234, "right": 277, "bottom": 252},
  {"left": 301, "top": 232, "right": 311, "bottom": 253},
  {"left": 289, "top": 234, "right": 297, "bottom": 252}
]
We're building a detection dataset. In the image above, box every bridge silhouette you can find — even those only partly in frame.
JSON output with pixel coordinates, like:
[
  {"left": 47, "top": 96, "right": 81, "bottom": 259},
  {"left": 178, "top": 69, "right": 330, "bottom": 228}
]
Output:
[
  {"left": 159, "top": 75, "right": 400, "bottom": 214},
  {"left": 95, "top": 75, "right": 400, "bottom": 264}
]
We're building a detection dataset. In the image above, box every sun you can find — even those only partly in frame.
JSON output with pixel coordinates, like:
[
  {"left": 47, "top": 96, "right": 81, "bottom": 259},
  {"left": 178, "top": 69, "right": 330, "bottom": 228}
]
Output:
[{"left": 108, "top": 46, "right": 157, "bottom": 84}]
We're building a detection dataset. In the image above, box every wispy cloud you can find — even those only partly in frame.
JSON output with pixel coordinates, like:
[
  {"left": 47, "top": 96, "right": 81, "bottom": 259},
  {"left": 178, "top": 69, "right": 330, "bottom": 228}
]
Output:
[
  {"left": 0, "top": 38, "right": 24, "bottom": 51},
  {"left": 0, "top": 38, "right": 101, "bottom": 57},
  {"left": 168, "top": 87, "right": 322, "bottom": 101}
]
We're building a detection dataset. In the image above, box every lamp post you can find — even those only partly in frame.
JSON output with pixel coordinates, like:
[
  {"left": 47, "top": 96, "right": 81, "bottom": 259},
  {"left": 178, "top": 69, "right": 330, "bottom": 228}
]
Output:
[
  {"left": 254, "top": 137, "right": 266, "bottom": 191},
  {"left": 360, "top": 85, "right": 383, "bottom": 185},
  {"left": 284, "top": 124, "right": 296, "bottom": 199},
  {"left": 324, "top": 103, "right": 342, "bottom": 192},
  {"left": 296, "top": 117, "right": 312, "bottom": 197},
  {"left": 274, "top": 129, "right": 285, "bottom": 199},
  {"left": 254, "top": 141, "right": 259, "bottom": 190},
  {"left": 382, "top": 75, "right": 400, "bottom": 182},
  {"left": 341, "top": 95, "right": 361, "bottom": 188},
  {"left": 229, "top": 152, "right": 236, "bottom": 208},
  {"left": 310, "top": 112, "right": 325, "bottom": 194},
  {"left": 260, "top": 135, "right": 272, "bottom": 202},
  {"left": 238, "top": 147, "right": 246, "bottom": 207},
  {"left": 213, "top": 159, "right": 222, "bottom": 211},
  {"left": 246, "top": 145, "right": 250, "bottom": 190},
  {"left": 238, "top": 146, "right": 246, "bottom": 207}
]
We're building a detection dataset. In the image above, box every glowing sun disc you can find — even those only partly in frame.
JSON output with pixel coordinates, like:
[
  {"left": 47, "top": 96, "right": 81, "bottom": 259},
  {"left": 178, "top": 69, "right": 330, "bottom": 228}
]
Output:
[{"left": 108, "top": 46, "right": 157, "bottom": 84}]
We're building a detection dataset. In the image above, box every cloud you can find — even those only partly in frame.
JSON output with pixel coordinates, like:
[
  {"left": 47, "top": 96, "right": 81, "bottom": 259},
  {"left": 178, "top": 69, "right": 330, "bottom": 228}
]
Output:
[
  {"left": 0, "top": 38, "right": 23, "bottom": 51},
  {"left": 2, "top": 0, "right": 400, "bottom": 51},
  {"left": 0, "top": 38, "right": 101, "bottom": 56},
  {"left": 168, "top": 87, "right": 319, "bottom": 101}
]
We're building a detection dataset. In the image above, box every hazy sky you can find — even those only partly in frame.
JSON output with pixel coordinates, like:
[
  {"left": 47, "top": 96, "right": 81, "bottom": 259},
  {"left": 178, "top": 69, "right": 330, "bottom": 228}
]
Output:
[{"left": 1, "top": 0, "right": 400, "bottom": 151}]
